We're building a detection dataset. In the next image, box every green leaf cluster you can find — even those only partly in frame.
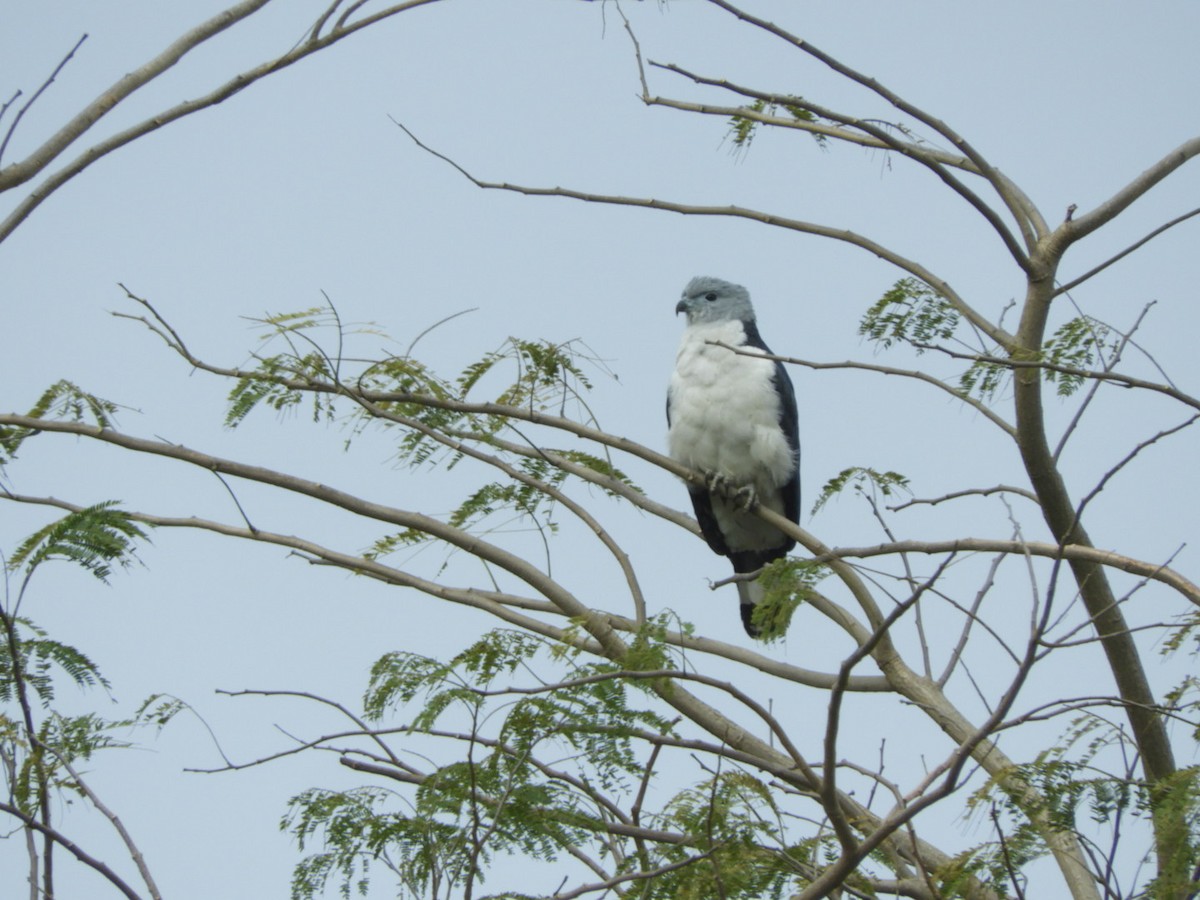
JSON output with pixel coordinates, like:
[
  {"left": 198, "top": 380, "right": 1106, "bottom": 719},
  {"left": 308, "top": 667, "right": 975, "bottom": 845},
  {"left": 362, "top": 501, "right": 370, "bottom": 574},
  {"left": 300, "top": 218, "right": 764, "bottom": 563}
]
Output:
[
  {"left": 959, "top": 315, "right": 1119, "bottom": 402},
  {"left": 2, "top": 512, "right": 176, "bottom": 830},
  {"left": 750, "top": 558, "right": 828, "bottom": 642},
  {"left": 0, "top": 617, "right": 109, "bottom": 706},
  {"left": 0, "top": 380, "right": 119, "bottom": 464},
  {"left": 954, "top": 715, "right": 1200, "bottom": 897},
  {"left": 1040, "top": 315, "right": 1116, "bottom": 397},
  {"left": 727, "top": 97, "right": 825, "bottom": 150},
  {"left": 958, "top": 353, "right": 1010, "bottom": 403},
  {"left": 813, "top": 466, "right": 911, "bottom": 514},
  {"left": 288, "top": 620, "right": 938, "bottom": 898},
  {"left": 215, "top": 312, "right": 639, "bottom": 564},
  {"left": 858, "top": 281, "right": 1123, "bottom": 405},
  {"left": 8, "top": 501, "right": 148, "bottom": 584},
  {"left": 640, "top": 771, "right": 807, "bottom": 900},
  {"left": 287, "top": 629, "right": 678, "bottom": 899},
  {"left": 859, "top": 278, "right": 959, "bottom": 352}
]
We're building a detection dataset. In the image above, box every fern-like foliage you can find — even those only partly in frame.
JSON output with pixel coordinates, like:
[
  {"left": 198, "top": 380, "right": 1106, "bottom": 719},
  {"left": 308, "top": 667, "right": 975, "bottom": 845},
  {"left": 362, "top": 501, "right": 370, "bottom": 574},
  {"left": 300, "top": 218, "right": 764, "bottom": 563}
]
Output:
[
  {"left": 226, "top": 351, "right": 338, "bottom": 426},
  {"left": 956, "top": 714, "right": 1200, "bottom": 898},
  {"left": 0, "top": 617, "right": 109, "bottom": 706},
  {"left": 859, "top": 278, "right": 959, "bottom": 352},
  {"left": 7, "top": 501, "right": 148, "bottom": 585},
  {"left": 958, "top": 352, "right": 1011, "bottom": 403},
  {"left": 859, "top": 282, "right": 1121, "bottom": 406},
  {"left": 0, "top": 380, "right": 119, "bottom": 464},
  {"left": 224, "top": 307, "right": 363, "bottom": 428},
  {"left": 288, "top": 619, "right": 960, "bottom": 897},
  {"left": 1041, "top": 315, "right": 1117, "bottom": 397},
  {"left": 217, "top": 312, "right": 638, "bottom": 565},
  {"left": 958, "top": 315, "right": 1120, "bottom": 403},
  {"left": 727, "top": 97, "right": 826, "bottom": 151},
  {"left": 750, "top": 558, "right": 828, "bottom": 642},
  {"left": 363, "top": 338, "right": 636, "bottom": 556},
  {"left": 642, "top": 770, "right": 802, "bottom": 900},
  {"left": 2, "top": 516, "right": 179, "bottom": 830},
  {"left": 812, "top": 466, "right": 911, "bottom": 515},
  {"left": 287, "top": 629, "right": 685, "bottom": 899},
  {"left": 445, "top": 457, "right": 565, "bottom": 538}
]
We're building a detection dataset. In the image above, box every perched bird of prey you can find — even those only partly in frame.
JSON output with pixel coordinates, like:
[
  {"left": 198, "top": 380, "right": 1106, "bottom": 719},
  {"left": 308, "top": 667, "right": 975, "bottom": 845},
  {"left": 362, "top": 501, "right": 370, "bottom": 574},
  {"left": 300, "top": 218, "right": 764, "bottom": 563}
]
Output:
[{"left": 666, "top": 276, "right": 800, "bottom": 637}]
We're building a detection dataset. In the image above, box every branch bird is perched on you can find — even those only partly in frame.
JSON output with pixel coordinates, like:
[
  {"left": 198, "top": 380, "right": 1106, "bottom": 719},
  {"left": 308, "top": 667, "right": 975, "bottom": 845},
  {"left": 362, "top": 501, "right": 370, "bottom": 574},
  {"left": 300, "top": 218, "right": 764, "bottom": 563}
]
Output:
[{"left": 666, "top": 276, "right": 800, "bottom": 637}]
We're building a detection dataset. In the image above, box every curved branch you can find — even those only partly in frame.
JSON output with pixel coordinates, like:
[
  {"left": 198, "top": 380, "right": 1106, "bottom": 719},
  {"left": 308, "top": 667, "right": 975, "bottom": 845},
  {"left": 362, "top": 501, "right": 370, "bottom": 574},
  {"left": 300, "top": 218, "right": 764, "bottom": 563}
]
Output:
[
  {"left": 713, "top": 343, "right": 1015, "bottom": 436},
  {"left": 652, "top": 60, "right": 1033, "bottom": 270},
  {"left": 0, "top": 1, "right": 271, "bottom": 192},
  {"left": 0, "top": 801, "right": 145, "bottom": 900},
  {"left": 700, "top": 0, "right": 1049, "bottom": 249},
  {"left": 473, "top": 668, "right": 816, "bottom": 780},
  {"left": 646, "top": 91, "right": 968, "bottom": 165},
  {"left": 391, "top": 120, "right": 1017, "bottom": 352},
  {"left": 0, "top": 490, "right": 889, "bottom": 693},
  {"left": 0, "top": 0, "right": 445, "bottom": 243},
  {"left": 349, "top": 393, "right": 649, "bottom": 625},
  {"left": 42, "top": 748, "right": 163, "bottom": 900},
  {"left": 889, "top": 485, "right": 1039, "bottom": 511},
  {"left": 0, "top": 414, "right": 602, "bottom": 627}
]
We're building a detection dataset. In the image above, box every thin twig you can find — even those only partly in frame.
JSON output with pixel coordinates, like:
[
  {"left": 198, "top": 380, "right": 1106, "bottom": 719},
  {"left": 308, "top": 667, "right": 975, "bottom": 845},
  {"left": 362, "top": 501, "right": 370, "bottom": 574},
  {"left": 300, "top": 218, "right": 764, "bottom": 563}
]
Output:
[{"left": 0, "top": 33, "right": 88, "bottom": 166}]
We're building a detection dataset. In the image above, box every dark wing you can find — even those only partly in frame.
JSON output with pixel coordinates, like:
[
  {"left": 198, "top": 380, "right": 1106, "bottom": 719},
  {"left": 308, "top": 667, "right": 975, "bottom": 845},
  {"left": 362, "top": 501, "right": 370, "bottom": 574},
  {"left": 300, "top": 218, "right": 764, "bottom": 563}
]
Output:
[
  {"left": 743, "top": 319, "right": 801, "bottom": 527},
  {"left": 687, "top": 488, "right": 732, "bottom": 557}
]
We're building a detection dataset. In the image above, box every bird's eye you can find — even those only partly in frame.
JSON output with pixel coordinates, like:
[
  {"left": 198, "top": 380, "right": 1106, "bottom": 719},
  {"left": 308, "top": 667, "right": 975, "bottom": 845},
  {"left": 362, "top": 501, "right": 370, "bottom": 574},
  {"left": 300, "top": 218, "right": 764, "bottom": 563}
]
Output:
[{"left": 705, "top": 292, "right": 717, "bottom": 302}]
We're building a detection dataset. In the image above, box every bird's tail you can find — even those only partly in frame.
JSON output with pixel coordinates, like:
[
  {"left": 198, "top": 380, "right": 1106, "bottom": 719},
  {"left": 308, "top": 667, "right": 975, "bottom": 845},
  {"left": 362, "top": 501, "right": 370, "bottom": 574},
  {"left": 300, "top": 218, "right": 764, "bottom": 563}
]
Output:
[{"left": 736, "top": 579, "right": 764, "bottom": 638}]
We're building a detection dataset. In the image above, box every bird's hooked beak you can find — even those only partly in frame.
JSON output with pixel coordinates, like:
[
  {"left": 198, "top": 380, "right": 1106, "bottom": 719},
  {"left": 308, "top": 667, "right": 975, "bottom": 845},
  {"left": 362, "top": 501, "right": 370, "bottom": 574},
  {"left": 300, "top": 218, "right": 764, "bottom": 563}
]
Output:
[{"left": 675, "top": 298, "right": 689, "bottom": 316}]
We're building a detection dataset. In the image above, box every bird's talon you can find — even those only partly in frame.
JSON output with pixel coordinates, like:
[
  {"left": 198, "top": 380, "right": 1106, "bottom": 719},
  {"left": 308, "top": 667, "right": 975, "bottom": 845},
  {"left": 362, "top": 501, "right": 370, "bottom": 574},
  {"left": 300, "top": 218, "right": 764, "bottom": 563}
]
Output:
[
  {"left": 700, "top": 470, "right": 757, "bottom": 511},
  {"left": 733, "top": 484, "right": 758, "bottom": 512}
]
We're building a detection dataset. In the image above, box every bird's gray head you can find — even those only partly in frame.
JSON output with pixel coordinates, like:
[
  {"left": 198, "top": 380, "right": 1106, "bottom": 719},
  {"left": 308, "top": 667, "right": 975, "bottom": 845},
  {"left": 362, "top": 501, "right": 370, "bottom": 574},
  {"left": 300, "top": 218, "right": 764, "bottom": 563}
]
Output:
[{"left": 675, "top": 276, "right": 755, "bottom": 325}]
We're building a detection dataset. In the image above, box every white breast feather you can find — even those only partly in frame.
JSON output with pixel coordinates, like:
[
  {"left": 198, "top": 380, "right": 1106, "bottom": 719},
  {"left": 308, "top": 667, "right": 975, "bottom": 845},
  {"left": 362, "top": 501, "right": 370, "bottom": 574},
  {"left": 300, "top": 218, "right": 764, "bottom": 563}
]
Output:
[{"left": 668, "top": 320, "right": 795, "bottom": 550}]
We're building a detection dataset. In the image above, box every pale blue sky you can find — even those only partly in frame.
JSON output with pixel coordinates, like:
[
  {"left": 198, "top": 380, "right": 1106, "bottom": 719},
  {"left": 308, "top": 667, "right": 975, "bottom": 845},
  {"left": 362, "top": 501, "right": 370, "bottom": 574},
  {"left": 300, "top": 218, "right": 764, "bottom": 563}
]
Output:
[{"left": 3, "top": 2, "right": 1199, "bottom": 896}]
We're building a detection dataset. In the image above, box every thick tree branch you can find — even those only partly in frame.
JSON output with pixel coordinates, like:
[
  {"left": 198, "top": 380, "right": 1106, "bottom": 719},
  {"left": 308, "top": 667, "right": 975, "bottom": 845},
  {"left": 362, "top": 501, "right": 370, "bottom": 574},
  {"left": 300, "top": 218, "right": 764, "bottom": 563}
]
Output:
[
  {"left": 1013, "top": 266, "right": 1179, "bottom": 885},
  {"left": 1059, "top": 138, "right": 1200, "bottom": 248}
]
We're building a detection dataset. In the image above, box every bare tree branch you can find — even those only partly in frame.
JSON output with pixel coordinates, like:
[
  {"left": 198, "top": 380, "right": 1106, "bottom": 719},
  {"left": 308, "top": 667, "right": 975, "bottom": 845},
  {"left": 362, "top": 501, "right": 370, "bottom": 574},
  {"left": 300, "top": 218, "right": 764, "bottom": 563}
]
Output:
[
  {"left": 0, "top": 0, "right": 446, "bottom": 242},
  {"left": 804, "top": 536, "right": 1199, "bottom": 607},
  {"left": 1054, "top": 206, "right": 1200, "bottom": 296},
  {"left": 651, "top": 59, "right": 1033, "bottom": 269},
  {"left": 0, "top": 801, "right": 146, "bottom": 900},
  {"left": 916, "top": 344, "right": 1200, "bottom": 413},
  {"left": 0, "top": 1, "right": 272, "bottom": 192},
  {"left": 700, "top": 0, "right": 1049, "bottom": 250},
  {"left": 42, "top": 745, "right": 162, "bottom": 900},
  {"left": 1059, "top": 137, "right": 1200, "bottom": 248},
  {"left": 0, "top": 33, "right": 88, "bottom": 167},
  {"left": 390, "top": 119, "right": 1018, "bottom": 352}
]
